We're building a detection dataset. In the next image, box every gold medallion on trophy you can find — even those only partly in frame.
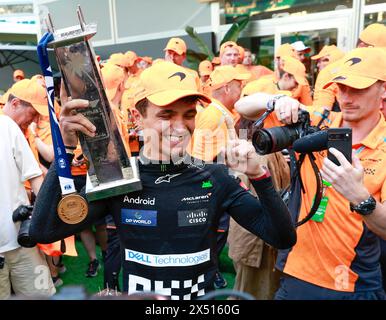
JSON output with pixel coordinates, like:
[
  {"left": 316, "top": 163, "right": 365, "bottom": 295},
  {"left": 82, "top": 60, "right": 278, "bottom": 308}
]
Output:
[{"left": 57, "top": 193, "right": 88, "bottom": 224}]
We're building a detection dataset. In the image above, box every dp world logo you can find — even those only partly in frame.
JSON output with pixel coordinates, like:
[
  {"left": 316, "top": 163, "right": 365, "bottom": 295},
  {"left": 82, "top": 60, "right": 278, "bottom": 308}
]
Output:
[
  {"left": 58, "top": 158, "right": 66, "bottom": 169},
  {"left": 134, "top": 212, "right": 142, "bottom": 220}
]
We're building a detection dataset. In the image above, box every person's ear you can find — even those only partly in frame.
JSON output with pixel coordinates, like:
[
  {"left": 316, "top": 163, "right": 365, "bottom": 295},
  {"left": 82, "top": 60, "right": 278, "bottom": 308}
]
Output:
[
  {"left": 130, "top": 107, "right": 143, "bottom": 123},
  {"left": 10, "top": 97, "right": 20, "bottom": 109}
]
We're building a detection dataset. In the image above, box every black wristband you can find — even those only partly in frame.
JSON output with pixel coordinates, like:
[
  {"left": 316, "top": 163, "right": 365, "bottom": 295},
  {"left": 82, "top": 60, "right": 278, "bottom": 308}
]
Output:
[
  {"left": 64, "top": 145, "right": 77, "bottom": 150},
  {"left": 66, "top": 152, "right": 75, "bottom": 163}
]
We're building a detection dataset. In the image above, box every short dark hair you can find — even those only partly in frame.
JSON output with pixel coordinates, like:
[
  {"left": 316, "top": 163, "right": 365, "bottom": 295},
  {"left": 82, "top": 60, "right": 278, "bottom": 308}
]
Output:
[{"left": 135, "top": 95, "right": 201, "bottom": 117}]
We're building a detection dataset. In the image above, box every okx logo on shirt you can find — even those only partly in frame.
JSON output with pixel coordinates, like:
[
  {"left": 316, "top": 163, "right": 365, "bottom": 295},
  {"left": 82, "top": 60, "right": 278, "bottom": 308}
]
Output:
[{"left": 121, "top": 209, "right": 157, "bottom": 227}]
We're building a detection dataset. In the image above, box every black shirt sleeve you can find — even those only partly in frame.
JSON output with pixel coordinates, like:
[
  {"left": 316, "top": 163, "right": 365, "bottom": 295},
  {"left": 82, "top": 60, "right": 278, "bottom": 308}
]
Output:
[
  {"left": 30, "top": 163, "right": 108, "bottom": 244},
  {"left": 223, "top": 173, "right": 296, "bottom": 249}
]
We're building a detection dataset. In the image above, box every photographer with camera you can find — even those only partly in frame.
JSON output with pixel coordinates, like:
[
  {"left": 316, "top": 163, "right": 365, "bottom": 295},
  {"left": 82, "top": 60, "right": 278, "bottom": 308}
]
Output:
[
  {"left": 0, "top": 79, "right": 55, "bottom": 299},
  {"left": 236, "top": 47, "right": 386, "bottom": 299}
]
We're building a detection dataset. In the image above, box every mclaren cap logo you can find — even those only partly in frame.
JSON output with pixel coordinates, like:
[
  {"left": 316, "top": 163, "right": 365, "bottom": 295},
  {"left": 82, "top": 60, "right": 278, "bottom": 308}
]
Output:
[
  {"left": 345, "top": 57, "right": 362, "bottom": 66},
  {"left": 168, "top": 72, "right": 186, "bottom": 81},
  {"left": 332, "top": 75, "right": 347, "bottom": 81}
]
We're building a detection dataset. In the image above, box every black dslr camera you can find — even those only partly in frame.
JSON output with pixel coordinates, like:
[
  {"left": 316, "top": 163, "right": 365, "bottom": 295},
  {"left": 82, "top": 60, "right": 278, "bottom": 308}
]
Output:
[
  {"left": 12, "top": 205, "right": 37, "bottom": 248},
  {"left": 252, "top": 109, "right": 319, "bottom": 155}
]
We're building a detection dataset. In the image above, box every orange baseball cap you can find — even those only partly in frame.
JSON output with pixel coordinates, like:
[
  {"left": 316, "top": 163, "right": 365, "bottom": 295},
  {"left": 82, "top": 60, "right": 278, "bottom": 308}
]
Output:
[
  {"left": 311, "top": 45, "right": 345, "bottom": 64},
  {"left": 276, "top": 43, "right": 297, "bottom": 58},
  {"left": 359, "top": 23, "right": 386, "bottom": 47},
  {"left": 281, "top": 55, "right": 308, "bottom": 85},
  {"left": 324, "top": 47, "right": 386, "bottom": 89},
  {"left": 164, "top": 38, "right": 187, "bottom": 55},
  {"left": 8, "top": 79, "right": 48, "bottom": 116},
  {"left": 124, "top": 51, "right": 139, "bottom": 67},
  {"left": 133, "top": 61, "right": 211, "bottom": 107},
  {"left": 101, "top": 64, "right": 126, "bottom": 101},
  {"left": 199, "top": 60, "right": 213, "bottom": 76},
  {"left": 13, "top": 69, "right": 25, "bottom": 80},
  {"left": 108, "top": 53, "right": 131, "bottom": 68},
  {"left": 204, "top": 65, "right": 250, "bottom": 91},
  {"left": 219, "top": 41, "right": 239, "bottom": 57}
]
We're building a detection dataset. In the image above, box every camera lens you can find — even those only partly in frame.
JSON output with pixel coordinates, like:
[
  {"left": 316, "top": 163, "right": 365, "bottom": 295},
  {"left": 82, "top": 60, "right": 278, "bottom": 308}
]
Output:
[
  {"left": 252, "top": 126, "right": 301, "bottom": 155},
  {"left": 17, "top": 219, "right": 37, "bottom": 248},
  {"left": 252, "top": 129, "right": 273, "bottom": 155}
]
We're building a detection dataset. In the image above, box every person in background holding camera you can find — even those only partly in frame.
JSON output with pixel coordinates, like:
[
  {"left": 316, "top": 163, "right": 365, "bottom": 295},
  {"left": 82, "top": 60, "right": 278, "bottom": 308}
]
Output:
[
  {"left": 241, "top": 55, "right": 308, "bottom": 130},
  {"left": 0, "top": 79, "right": 55, "bottom": 299},
  {"left": 236, "top": 47, "right": 386, "bottom": 299}
]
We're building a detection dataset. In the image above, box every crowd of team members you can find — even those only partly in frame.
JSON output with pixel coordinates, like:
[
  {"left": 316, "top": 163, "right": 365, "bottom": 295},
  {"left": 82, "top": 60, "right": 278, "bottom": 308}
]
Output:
[{"left": 0, "top": 21, "right": 385, "bottom": 300}]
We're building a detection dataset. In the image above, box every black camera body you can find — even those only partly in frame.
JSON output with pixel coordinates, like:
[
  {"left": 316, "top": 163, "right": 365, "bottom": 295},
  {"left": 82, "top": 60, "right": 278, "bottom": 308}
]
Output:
[
  {"left": 252, "top": 110, "right": 320, "bottom": 155},
  {"left": 12, "top": 205, "right": 37, "bottom": 248}
]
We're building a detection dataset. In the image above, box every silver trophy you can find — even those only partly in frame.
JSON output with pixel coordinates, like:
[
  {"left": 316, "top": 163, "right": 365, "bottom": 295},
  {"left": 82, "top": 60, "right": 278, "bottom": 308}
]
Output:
[{"left": 46, "top": 7, "right": 142, "bottom": 201}]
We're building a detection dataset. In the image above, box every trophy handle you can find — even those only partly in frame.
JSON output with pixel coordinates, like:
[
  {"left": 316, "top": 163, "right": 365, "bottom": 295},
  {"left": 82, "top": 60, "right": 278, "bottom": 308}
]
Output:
[
  {"left": 77, "top": 6, "right": 86, "bottom": 31},
  {"left": 46, "top": 13, "right": 55, "bottom": 33}
]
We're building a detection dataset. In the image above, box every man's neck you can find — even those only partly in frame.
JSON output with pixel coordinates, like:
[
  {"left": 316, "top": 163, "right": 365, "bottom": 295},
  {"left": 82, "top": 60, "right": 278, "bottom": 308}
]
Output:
[{"left": 342, "top": 113, "right": 380, "bottom": 145}]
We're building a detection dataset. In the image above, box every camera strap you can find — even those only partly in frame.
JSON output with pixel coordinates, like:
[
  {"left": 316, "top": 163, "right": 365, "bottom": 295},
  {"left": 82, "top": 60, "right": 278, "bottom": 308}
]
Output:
[
  {"left": 288, "top": 150, "right": 324, "bottom": 227},
  {"left": 37, "top": 32, "right": 77, "bottom": 196}
]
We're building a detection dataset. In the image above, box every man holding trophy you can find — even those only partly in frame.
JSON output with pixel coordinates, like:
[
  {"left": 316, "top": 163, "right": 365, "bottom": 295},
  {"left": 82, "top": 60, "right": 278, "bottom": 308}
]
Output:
[
  {"left": 30, "top": 8, "right": 296, "bottom": 300},
  {"left": 31, "top": 60, "right": 298, "bottom": 299}
]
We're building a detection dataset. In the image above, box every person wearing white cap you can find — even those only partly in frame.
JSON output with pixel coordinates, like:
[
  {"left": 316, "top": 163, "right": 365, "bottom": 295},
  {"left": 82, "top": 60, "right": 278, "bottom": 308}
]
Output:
[{"left": 291, "top": 41, "right": 311, "bottom": 64}]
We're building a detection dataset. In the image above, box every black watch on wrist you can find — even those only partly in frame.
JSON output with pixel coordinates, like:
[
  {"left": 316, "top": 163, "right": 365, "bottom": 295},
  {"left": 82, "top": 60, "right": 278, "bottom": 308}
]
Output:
[{"left": 350, "top": 195, "right": 377, "bottom": 216}]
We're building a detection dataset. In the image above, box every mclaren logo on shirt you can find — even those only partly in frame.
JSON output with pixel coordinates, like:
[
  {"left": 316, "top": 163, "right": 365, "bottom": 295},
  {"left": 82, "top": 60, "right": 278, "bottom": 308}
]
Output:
[
  {"left": 125, "top": 248, "right": 210, "bottom": 267},
  {"left": 180, "top": 193, "right": 212, "bottom": 204}
]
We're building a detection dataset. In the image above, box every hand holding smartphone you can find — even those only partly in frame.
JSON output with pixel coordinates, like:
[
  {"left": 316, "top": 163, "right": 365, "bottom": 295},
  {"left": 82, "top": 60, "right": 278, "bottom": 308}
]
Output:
[{"left": 327, "top": 128, "right": 352, "bottom": 165}]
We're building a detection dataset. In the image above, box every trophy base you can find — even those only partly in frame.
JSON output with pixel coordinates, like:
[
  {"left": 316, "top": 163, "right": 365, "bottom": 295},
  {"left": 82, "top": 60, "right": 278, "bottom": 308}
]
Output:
[{"left": 85, "top": 157, "right": 142, "bottom": 202}]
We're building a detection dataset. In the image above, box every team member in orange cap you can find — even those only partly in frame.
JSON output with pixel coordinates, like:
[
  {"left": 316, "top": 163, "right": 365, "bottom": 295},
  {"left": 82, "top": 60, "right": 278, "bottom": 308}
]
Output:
[
  {"left": 241, "top": 55, "right": 306, "bottom": 128},
  {"left": 357, "top": 23, "right": 386, "bottom": 48},
  {"left": 191, "top": 65, "right": 250, "bottom": 161},
  {"left": 163, "top": 37, "right": 201, "bottom": 91},
  {"left": 263, "top": 43, "right": 312, "bottom": 106},
  {"left": 31, "top": 60, "right": 296, "bottom": 300},
  {"left": 312, "top": 45, "right": 345, "bottom": 73},
  {"left": 198, "top": 60, "right": 213, "bottom": 86},
  {"left": 164, "top": 37, "right": 187, "bottom": 66},
  {"left": 220, "top": 41, "right": 240, "bottom": 67},
  {"left": 311, "top": 45, "right": 345, "bottom": 110},
  {"left": 13, "top": 69, "right": 25, "bottom": 83},
  {"left": 237, "top": 47, "right": 386, "bottom": 300}
]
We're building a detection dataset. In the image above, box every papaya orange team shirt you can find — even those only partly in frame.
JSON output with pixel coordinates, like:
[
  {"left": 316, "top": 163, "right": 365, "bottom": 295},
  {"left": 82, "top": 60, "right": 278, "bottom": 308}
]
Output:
[
  {"left": 189, "top": 98, "right": 236, "bottom": 162},
  {"left": 280, "top": 112, "right": 386, "bottom": 292}
]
